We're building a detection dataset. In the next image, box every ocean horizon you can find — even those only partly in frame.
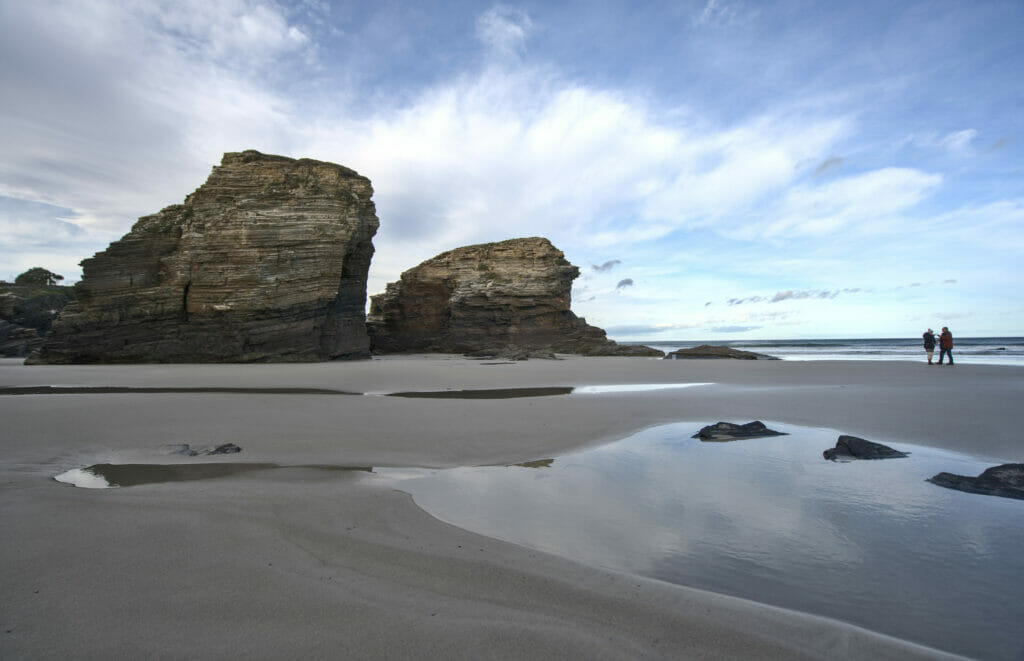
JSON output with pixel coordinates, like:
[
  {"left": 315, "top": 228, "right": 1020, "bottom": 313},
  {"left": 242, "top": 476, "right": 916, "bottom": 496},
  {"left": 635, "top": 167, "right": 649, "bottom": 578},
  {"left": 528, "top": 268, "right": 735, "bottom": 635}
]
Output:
[{"left": 618, "top": 336, "right": 1024, "bottom": 366}]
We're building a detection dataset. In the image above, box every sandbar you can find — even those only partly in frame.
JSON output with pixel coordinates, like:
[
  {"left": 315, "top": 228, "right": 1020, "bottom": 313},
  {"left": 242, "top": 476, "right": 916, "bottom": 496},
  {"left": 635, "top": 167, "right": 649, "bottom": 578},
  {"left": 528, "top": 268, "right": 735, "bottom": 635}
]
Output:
[{"left": 3, "top": 355, "right": 1019, "bottom": 658}]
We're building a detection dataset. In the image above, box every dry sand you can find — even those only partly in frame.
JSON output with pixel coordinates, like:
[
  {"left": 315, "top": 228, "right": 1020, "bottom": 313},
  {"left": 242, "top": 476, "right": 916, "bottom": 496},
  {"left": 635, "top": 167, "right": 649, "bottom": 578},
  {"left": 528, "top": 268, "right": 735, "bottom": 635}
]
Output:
[{"left": 3, "top": 355, "right": 1020, "bottom": 659}]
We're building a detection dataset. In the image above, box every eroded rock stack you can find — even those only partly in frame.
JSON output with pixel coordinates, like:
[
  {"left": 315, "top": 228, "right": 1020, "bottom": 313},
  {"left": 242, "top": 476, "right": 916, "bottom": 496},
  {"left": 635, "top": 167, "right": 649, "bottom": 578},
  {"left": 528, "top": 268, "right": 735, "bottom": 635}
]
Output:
[
  {"left": 367, "top": 237, "right": 661, "bottom": 356},
  {"left": 29, "top": 151, "right": 379, "bottom": 363}
]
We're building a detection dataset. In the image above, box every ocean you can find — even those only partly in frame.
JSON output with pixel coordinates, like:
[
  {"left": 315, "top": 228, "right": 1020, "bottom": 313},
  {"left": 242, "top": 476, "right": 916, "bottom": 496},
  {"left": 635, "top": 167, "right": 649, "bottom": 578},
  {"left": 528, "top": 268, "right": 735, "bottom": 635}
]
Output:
[{"left": 623, "top": 337, "right": 1024, "bottom": 366}]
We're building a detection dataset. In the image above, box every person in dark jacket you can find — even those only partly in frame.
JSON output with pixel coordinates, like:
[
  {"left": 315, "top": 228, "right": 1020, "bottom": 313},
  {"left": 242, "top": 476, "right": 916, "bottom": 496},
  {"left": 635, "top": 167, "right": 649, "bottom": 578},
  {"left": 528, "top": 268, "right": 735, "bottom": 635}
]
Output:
[
  {"left": 922, "top": 329, "right": 936, "bottom": 364},
  {"left": 938, "top": 327, "right": 954, "bottom": 365}
]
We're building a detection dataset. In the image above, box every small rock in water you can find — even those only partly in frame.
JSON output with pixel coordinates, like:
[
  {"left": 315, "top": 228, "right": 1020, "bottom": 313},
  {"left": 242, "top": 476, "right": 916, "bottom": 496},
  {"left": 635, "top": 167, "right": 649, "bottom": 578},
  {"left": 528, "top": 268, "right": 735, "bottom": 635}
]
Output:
[
  {"left": 823, "top": 435, "right": 908, "bottom": 461},
  {"left": 205, "top": 443, "right": 243, "bottom": 455},
  {"left": 161, "top": 442, "right": 241, "bottom": 456},
  {"left": 692, "top": 421, "right": 788, "bottom": 442},
  {"left": 927, "top": 463, "right": 1024, "bottom": 500},
  {"left": 164, "top": 443, "right": 199, "bottom": 456}
]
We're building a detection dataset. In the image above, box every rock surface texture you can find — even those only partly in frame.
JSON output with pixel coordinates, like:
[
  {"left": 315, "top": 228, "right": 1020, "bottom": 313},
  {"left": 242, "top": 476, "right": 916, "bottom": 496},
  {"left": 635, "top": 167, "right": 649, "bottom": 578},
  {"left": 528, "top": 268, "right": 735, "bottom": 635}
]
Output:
[
  {"left": 691, "top": 421, "right": 789, "bottom": 442},
  {"left": 823, "top": 435, "right": 909, "bottom": 461},
  {"left": 29, "top": 151, "right": 379, "bottom": 363},
  {"left": 928, "top": 464, "right": 1024, "bottom": 500},
  {"left": 367, "top": 237, "right": 661, "bottom": 356}
]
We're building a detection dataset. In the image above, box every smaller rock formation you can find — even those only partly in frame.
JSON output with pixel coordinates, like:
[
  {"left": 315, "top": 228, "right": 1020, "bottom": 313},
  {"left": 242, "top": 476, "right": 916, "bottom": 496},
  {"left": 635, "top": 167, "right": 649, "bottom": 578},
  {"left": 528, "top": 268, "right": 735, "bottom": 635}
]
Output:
[
  {"left": 927, "top": 464, "right": 1024, "bottom": 500},
  {"left": 164, "top": 443, "right": 243, "bottom": 457},
  {"left": 465, "top": 346, "right": 559, "bottom": 361},
  {"left": 0, "top": 284, "right": 74, "bottom": 357},
  {"left": 692, "top": 421, "right": 788, "bottom": 442},
  {"left": 823, "top": 435, "right": 908, "bottom": 461},
  {"left": 30, "top": 150, "right": 379, "bottom": 364},
  {"left": 367, "top": 237, "right": 663, "bottom": 357},
  {"left": 666, "top": 345, "right": 778, "bottom": 360}
]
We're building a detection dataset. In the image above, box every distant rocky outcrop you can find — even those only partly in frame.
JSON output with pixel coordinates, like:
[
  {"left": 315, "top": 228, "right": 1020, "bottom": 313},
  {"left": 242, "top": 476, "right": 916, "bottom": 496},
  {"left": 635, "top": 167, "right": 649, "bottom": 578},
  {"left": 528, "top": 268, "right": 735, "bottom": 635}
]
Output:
[
  {"left": 823, "top": 435, "right": 909, "bottom": 461},
  {"left": 928, "top": 464, "right": 1024, "bottom": 500},
  {"left": 666, "top": 345, "right": 779, "bottom": 360},
  {"left": 367, "top": 237, "right": 663, "bottom": 357},
  {"left": 0, "top": 284, "right": 75, "bottom": 357},
  {"left": 28, "top": 151, "right": 379, "bottom": 363},
  {"left": 692, "top": 421, "right": 788, "bottom": 442}
]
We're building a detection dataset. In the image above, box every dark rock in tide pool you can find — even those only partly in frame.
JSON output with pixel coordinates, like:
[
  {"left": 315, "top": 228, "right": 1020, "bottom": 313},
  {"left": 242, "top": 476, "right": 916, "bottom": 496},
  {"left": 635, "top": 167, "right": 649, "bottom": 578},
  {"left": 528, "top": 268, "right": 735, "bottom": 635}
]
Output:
[
  {"left": 927, "top": 464, "right": 1024, "bottom": 500},
  {"left": 692, "top": 421, "right": 788, "bottom": 442},
  {"left": 164, "top": 443, "right": 242, "bottom": 456},
  {"left": 823, "top": 435, "right": 909, "bottom": 461}
]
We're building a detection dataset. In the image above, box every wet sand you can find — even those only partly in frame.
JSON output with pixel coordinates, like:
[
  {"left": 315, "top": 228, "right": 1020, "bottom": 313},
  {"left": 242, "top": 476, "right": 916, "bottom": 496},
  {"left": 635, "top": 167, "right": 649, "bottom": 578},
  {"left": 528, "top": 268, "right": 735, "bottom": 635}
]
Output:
[{"left": 2, "top": 355, "right": 1020, "bottom": 659}]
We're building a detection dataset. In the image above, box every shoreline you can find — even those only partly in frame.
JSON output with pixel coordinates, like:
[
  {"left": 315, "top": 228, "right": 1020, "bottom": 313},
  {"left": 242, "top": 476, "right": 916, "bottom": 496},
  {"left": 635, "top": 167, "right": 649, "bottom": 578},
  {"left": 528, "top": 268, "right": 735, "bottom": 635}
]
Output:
[{"left": 3, "top": 356, "right": 1020, "bottom": 658}]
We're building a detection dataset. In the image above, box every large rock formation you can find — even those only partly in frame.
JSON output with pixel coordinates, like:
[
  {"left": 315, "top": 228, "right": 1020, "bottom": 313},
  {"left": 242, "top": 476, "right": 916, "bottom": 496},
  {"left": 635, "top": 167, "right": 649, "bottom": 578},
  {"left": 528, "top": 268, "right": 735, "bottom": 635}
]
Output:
[
  {"left": 29, "top": 151, "right": 378, "bottom": 363},
  {"left": 367, "top": 237, "right": 661, "bottom": 356}
]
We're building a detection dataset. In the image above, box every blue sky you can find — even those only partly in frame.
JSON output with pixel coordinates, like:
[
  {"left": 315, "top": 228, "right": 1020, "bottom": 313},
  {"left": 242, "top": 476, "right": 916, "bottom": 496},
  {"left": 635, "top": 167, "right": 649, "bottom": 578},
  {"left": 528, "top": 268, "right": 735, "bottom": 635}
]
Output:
[{"left": 2, "top": 1, "right": 1022, "bottom": 340}]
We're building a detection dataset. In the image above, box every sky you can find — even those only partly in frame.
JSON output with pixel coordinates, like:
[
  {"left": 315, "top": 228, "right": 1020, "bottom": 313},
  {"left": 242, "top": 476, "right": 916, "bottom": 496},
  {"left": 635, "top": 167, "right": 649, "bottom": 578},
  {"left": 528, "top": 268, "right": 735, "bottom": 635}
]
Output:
[{"left": 1, "top": 0, "right": 1022, "bottom": 340}]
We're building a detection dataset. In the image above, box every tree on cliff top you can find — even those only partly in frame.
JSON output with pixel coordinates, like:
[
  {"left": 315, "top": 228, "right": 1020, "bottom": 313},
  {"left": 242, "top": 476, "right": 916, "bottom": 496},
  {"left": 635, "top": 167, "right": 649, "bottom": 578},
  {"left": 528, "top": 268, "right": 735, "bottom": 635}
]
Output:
[{"left": 14, "top": 267, "right": 64, "bottom": 286}]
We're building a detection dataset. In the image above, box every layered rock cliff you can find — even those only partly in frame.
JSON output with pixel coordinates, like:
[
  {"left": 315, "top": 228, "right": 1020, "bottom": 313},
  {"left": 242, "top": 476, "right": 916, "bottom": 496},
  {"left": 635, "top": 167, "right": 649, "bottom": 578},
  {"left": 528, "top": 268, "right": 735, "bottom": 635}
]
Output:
[
  {"left": 29, "top": 151, "right": 378, "bottom": 363},
  {"left": 367, "top": 237, "right": 662, "bottom": 357}
]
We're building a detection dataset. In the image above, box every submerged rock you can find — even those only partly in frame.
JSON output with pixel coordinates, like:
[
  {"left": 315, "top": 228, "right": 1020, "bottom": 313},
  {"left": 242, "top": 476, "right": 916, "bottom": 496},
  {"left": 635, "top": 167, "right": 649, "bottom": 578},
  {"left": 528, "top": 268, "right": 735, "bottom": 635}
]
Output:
[
  {"left": 666, "top": 345, "right": 778, "bottom": 360},
  {"left": 367, "top": 237, "right": 663, "bottom": 357},
  {"left": 823, "top": 435, "right": 909, "bottom": 461},
  {"left": 692, "top": 421, "right": 788, "bottom": 442},
  {"left": 29, "top": 150, "right": 379, "bottom": 363},
  {"left": 927, "top": 464, "right": 1024, "bottom": 500}
]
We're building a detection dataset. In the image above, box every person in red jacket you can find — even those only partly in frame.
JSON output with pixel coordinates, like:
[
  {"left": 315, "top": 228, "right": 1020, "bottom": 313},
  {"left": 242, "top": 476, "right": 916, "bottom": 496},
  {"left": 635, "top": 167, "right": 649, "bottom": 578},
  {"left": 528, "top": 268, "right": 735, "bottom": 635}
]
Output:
[{"left": 938, "top": 327, "right": 954, "bottom": 365}]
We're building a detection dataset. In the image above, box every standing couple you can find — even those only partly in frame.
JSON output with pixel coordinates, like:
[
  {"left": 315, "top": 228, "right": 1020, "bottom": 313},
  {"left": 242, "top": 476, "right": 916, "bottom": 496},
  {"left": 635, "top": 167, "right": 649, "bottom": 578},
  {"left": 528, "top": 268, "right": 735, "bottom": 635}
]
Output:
[{"left": 922, "top": 328, "right": 953, "bottom": 365}]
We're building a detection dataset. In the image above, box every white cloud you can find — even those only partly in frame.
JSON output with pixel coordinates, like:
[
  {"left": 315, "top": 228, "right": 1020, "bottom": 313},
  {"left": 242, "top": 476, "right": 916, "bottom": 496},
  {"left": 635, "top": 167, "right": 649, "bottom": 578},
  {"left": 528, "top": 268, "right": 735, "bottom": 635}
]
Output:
[
  {"left": 475, "top": 5, "right": 533, "bottom": 58},
  {"left": 138, "top": 0, "right": 310, "bottom": 64},
  {"left": 902, "top": 128, "right": 979, "bottom": 153},
  {"left": 939, "top": 129, "right": 977, "bottom": 151},
  {"left": 754, "top": 167, "right": 943, "bottom": 239},
  {"left": 695, "top": 0, "right": 747, "bottom": 27}
]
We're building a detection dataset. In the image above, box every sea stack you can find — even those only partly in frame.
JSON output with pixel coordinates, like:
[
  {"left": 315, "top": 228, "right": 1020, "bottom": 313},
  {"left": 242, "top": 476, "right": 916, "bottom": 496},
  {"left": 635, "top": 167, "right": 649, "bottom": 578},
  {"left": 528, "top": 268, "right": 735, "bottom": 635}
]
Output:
[
  {"left": 29, "top": 151, "right": 379, "bottom": 363},
  {"left": 367, "top": 237, "right": 661, "bottom": 357}
]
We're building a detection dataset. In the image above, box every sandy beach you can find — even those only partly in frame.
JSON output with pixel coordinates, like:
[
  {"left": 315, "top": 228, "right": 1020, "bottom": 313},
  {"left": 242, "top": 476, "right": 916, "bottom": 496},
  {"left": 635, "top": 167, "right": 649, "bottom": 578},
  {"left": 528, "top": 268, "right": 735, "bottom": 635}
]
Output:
[{"left": 3, "top": 355, "right": 1021, "bottom": 659}]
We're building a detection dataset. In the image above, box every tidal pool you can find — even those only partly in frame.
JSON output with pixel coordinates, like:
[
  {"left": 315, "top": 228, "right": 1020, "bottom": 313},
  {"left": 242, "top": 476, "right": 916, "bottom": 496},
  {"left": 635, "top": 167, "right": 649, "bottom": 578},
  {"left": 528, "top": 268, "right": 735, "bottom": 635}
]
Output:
[{"left": 379, "top": 422, "right": 1024, "bottom": 660}]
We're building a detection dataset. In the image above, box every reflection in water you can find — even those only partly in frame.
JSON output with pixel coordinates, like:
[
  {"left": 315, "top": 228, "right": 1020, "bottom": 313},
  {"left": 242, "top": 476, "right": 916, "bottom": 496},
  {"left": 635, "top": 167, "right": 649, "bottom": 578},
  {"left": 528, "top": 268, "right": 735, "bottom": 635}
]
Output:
[
  {"left": 573, "top": 383, "right": 712, "bottom": 394},
  {"left": 385, "top": 387, "right": 574, "bottom": 399},
  {"left": 383, "top": 383, "right": 712, "bottom": 399},
  {"left": 0, "top": 386, "right": 357, "bottom": 396},
  {"left": 379, "top": 423, "right": 1024, "bottom": 660},
  {"left": 55, "top": 464, "right": 373, "bottom": 488},
  {"left": 513, "top": 459, "right": 554, "bottom": 469}
]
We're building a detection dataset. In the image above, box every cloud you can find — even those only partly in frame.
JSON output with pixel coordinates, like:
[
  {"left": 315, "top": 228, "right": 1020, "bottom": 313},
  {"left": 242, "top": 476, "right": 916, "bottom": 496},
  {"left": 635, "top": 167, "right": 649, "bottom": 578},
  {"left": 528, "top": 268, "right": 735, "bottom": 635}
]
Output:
[
  {"left": 616, "top": 278, "right": 634, "bottom": 289},
  {"left": 902, "top": 129, "right": 978, "bottom": 153},
  {"left": 939, "top": 129, "right": 977, "bottom": 152},
  {"left": 727, "top": 296, "right": 765, "bottom": 306},
  {"left": 771, "top": 289, "right": 838, "bottom": 302},
  {"left": 475, "top": 5, "right": 533, "bottom": 58},
  {"left": 710, "top": 325, "right": 760, "bottom": 333},
  {"left": 813, "top": 156, "right": 844, "bottom": 178},
  {"left": 592, "top": 259, "right": 621, "bottom": 272},
  {"left": 694, "top": 0, "right": 747, "bottom": 27},
  {"left": 753, "top": 167, "right": 943, "bottom": 239},
  {"left": 605, "top": 322, "right": 703, "bottom": 335}
]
